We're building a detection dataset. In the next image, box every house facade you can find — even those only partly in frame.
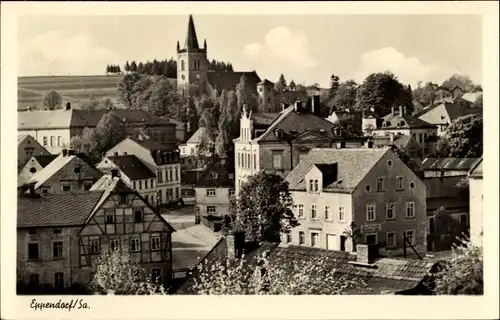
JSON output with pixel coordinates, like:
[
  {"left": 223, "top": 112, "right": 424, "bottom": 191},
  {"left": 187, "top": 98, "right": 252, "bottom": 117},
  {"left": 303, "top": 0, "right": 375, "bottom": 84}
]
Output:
[
  {"left": 180, "top": 127, "right": 209, "bottom": 157},
  {"left": 18, "top": 155, "right": 58, "bottom": 186},
  {"left": 284, "top": 148, "right": 427, "bottom": 257},
  {"left": 18, "top": 134, "right": 51, "bottom": 171},
  {"left": 17, "top": 174, "right": 175, "bottom": 292},
  {"left": 415, "top": 102, "right": 482, "bottom": 136},
  {"left": 234, "top": 99, "right": 365, "bottom": 196},
  {"left": 468, "top": 158, "right": 483, "bottom": 247},
  {"left": 105, "top": 137, "right": 182, "bottom": 205}
]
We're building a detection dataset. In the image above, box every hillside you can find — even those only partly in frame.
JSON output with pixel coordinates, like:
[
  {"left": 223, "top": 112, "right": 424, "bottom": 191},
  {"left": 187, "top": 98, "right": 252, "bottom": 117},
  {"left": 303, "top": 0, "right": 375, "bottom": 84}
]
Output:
[{"left": 17, "top": 75, "right": 123, "bottom": 110}]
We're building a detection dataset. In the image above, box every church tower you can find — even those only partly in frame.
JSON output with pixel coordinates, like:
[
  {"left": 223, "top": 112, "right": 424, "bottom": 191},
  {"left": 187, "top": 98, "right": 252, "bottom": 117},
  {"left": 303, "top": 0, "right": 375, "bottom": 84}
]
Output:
[{"left": 177, "top": 15, "right": 209, "bottom": 96}]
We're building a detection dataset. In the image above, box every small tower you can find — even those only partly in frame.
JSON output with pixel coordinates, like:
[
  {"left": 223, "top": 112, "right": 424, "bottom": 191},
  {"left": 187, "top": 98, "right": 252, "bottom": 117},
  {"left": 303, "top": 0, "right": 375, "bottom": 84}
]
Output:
[
  {"left": 256, "top": 79, "right": 277, "bottom": 113},
  {"left": 176, "top": 15, "right": 209, "bottom": 95}
]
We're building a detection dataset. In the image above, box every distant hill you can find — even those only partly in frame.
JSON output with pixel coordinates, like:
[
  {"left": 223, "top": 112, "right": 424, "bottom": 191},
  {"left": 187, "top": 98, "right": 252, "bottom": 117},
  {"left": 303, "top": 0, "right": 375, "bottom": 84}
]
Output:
[{"left": 17, "top": 75, "right": 123, "bottom": 110}]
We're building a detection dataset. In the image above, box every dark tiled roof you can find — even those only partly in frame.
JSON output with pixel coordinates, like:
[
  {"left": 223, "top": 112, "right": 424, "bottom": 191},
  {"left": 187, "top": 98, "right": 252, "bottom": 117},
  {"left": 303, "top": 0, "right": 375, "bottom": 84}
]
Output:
[
  {"left": 184, "top": 15, "right": 200, "bottom": 50},
  {"left": 414, "top": 102, "right": 482, "bottom": 122},
  {"left": 421, "top": 158, "right": 480, "bottom": 171},
  {"left": 33, "top": 155, "right": 58, "bottom": 168},
  {"left": 207, "top": 71, "right": 261, "bottom": 92},
  {"left": 130, "top": 137, "right": 174, "bottom": 152},
  {"left": 251, "top": 113, "right": 280, "bottom": 126},
  {"left": 17, "top": 191, "right": 104, "bottom": 228},
  {"left": 377, "top": 111, "right": 437, "bottom": 130},
  {"left": 257, "top": 79, "right": 274, "bottom": 86},
  {"left": 286, "top": 148, "right": 389, "bottom": 192},
  {"left": 107, "top": 155, "right": 156, "bottom": 180},
  {"left": 195, "top": 159, "right": 234, "bottom": 188}
]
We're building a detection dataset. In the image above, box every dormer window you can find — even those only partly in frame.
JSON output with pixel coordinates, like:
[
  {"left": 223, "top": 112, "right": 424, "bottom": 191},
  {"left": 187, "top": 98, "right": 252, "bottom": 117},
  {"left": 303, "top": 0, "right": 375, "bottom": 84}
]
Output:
[{"left": 308, "top": 179, "right": 319, "bottom": 192}]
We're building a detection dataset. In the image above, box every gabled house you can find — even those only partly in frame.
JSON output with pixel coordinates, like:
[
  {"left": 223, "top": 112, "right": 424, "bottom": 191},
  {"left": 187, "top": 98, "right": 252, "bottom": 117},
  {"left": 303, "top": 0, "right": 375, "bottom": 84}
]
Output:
[
  {"left": 96, "top": 155, "right": 158, "bottom": 205},
  {"left": 285, "top": 148, "right": 427, "bottom": 256},
  {"left": 468, "top": 158, "right": 483, "bottom": 247},
  {"left": 18, "top": 154, "right": 58, "bottom": 186},
  {"left": 366, "top": 134, "right": 423, "bottom": 158},
  {"left": 17, "top": 172, "right": 175, "bottom": 293},
  {"left": 180, "top": 127, "right": 209, "bottom": 157},
  {"left": 27, "top": 149, "right": 102, "bottom": 194},
  {"left": 18, "top": 134, "right": 51, "bottom": 171},
  {"left": 234, "top": 97, "right": 365, "bottom": 196},
  {"left": 105, "top": 137, "right": 181, "bottom": 206}
]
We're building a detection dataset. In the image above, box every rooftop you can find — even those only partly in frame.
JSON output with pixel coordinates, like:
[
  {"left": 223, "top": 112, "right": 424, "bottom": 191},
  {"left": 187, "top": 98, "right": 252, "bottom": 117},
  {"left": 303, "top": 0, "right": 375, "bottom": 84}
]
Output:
[
  {"left": 186, "top": 127, "right": 208, "bottom": 145},
  {"left": 33, "top": 154, "right": 58, "bottom": 168},
  {"left": 207, "top": 71, "right": 261, "bottom": 93},
  {"left": 106, "top": 155, "right": 156, "bottom": 180},
  {"left": 195, "top": 158, "right": 234, "bottom": 188},
  {"left": 421, "top": 157, "right": 481, "bottom": 171},
  {"left": 377, "top": 108, "right": 437, "bottom": 130}
]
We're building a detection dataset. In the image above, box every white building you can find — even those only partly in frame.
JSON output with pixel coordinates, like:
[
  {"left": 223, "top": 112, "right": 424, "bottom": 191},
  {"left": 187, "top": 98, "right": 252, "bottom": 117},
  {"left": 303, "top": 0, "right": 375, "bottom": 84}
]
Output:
[{"left": 468, "top": 158, "right": 483, "bottom": 247}]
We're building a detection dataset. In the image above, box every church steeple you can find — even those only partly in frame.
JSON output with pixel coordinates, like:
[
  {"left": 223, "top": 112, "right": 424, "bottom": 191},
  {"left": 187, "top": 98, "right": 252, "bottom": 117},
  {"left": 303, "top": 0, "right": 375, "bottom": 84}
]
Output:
[{"left": 184, "top": 14, "right": 200, "bottom": 51}]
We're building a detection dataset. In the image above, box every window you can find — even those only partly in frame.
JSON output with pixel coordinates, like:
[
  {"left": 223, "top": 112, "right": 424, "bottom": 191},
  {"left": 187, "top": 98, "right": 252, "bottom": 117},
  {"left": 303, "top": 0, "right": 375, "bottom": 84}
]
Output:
[
  {"left": 404, "top": 230, "right": 415, "bottom": 246},
  {"left": 133, "top": 181, "right": 137, "bottom": 189},
  {"left": 212, "top": 172, "right": 219, "bottom": 179},
  {"left": 89, "top": 239, "right": 100, "bottom": 254},
  {"left": 206, "top": 189, "right": 216, "bottom": 197},
  {"left": 365, "top": 233, "right": 378, "bottom": 245},
  {"left": 387, "top": 232, "right": 396, "bottom": 248},
  {"left": 110, "top": 239, "right": 120, "bottom": 251},
  {"left": 61, "top": 185, "right": 71, "bottom": 192},
  {"left": 376, "top": 177, "right": 385, "bottom": 191},
  {"left": 175, "top": 187, "right": 179, "bottom": 199},
  {"left": 53, "top": 229, "right": 62, "bottom": 235},
  {"left": 134, "top": 209, "right": 143, "bottom": 223},
  {"left": 168, "top": 168, "right": 172, "bottom": 182},
  {"left": 309, "top": 180, "right": 314, "bottom": 191},
  {"left": 105, "top": 210, "right": 115, "bottom": 224},
  {"left": 181, "top": 60, "right": 185, "bottom": 71},
  {"left": 130, "top": 237, "right": 141, "bottom": 252},
  {"left": 207, "top": 206, "right": 216, "bottom": 214},
  {"left": 29, "top": 167, "right": 37, "bottom": 174},
  {"left": 366, "top": 204, "right": 376, "bottom": 221},
  {"left": 365, "top": 184, "right": 371, "bottom": 192},
  {"left": 145, "top": 179, "right": 149, "bottom": 189},
  {"left": 54, "top": 272, "right": 64, "bottom": 289},
  {"left": 229, "top": 189, "right": 235, "bottom": 196},
  {"left": 325, "top": 206, "right": 331, "bottom": 220},
  {"left": 157, "top": 170, "right": 163, "bottom": 183},
  {"left": 175, "top": 167, "right": 179, "bottom": 181},
  {"left": 151, "top": 236, "right": 161, "bottom": 251},
  {"left": 119, "top": 194, "right": 128, "bottom": 204},
  {"left": 253, "top": 154, "right": 257, "bottom": 170},
  {"left": 28, "top": 243, "right": 39, "bottom": 260},
  {"left": 29, "top": 229, "right": 36, "bottom": 235},
  {"left": 386, "top": 203, "right": 395, "bottom": 220},
  {"left": 53, "top": 241, "right": 63, "bottom": 259},
  {"left": 409, "top": 181, "right": 416, "bottom": 189},
  {"left": 50, "top": 136, "right": 55, "bottom": 146},
  {"left": 43, "top": 136, "right": 48, "bottom": 146},
  {"left": 29, "top": 274, "right": 39, "bottom": 287},
  {"left": 311, "top": 205, "right": 318, "bottom": 219},
  {"left": 339, "top": 206, "right": 345, "bottom": 221},
  {"left": 138, "top": 180, "right": 143, "bottom": 190},
  {"left": 272, "top": 152, "right": 283, "bottom": 169},
  {"left": 396, "top": 176, "right": 404, "bottom": 190},
  {"left": 311, "top": 232, "right": 320, "bottom": 247},
  {"left": 114, "top": 152, "right": 119, "bottom": 156},
  {"left": 405, "top": 202, "right": 415, "bottom": 218},
  {"left": 286, "top": 232, "right": 292, "bottom": 243},
  {"left": 387, "top": 160, "right": 392, "bottom": 167},
  {"left": 314, "top": 180, "right": 319, "bottom": 191},
  {"left": 58, "top": 136, "right": 62, "bottom": 147},
  {"left": 298, "top": 204, "right": 304, "bottom": 218},
  {"left": 151, "top": 268, "right": 162, "bottom": 283},
  {"left": 299, "top": 231, "right": 305, "bottom": 245}
]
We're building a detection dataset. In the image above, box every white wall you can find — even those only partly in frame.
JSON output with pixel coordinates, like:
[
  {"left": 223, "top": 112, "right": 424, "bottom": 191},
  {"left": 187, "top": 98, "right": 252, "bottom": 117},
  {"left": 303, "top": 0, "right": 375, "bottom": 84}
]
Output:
[
  {"left": 469, "top": 177, "right": 483, "bottom": 247},
  {"left": 18, "top": 128, "right": 71, "bottom": 154}
]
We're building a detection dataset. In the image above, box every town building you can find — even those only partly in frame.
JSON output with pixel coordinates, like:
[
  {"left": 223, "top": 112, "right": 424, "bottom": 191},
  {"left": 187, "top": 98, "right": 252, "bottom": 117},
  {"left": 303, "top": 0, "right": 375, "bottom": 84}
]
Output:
[
  {"left": 366, "top": 134, "right": 423, "bottom": 158},
  {"left": 162, "top": 117, "right": 186, "bottom": 143},
  {"left": 180, "top": 127, "right": 209, "bottom": 157},
  {"left": 369, "top": 106, "right": 438, "bottom": 153},
  {"left": 26, "top": 149, "right": 102, "bottom": 194},
  {"left": 105, "top": 137, "right": 181, "bottom": 205},
  {"left": 16, "top": 173, "right": 175, "bottom": 293},
  {"left": 194, "top": 157, "right": 235, "bottom": 223},
  {"left": 17, "top": 104, "right": 177, "bottom": 154},
  {"left": 18, "top": 134, "right": 51, "bottom": 171},
  {"left": 468, "top": 158, "right": 483, "bottom": 247},
  {"left": 284, "top": 147, "right": 427, "bottom": 256},
  {"left": 18, "top": 154, "right": 58, "bottom": 186},
  {"left": 96, "top": 155, "right": 158, "bottom": 205},
  {"left": 234, "top": 97, "right": 366, "bottom": 196}
]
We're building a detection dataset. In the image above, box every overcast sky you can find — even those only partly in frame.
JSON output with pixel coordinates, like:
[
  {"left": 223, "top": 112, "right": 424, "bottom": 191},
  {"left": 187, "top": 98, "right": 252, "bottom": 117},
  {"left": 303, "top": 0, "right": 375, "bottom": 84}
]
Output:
[{"left": 18, "top": 14, "right": 482, "bottom": 88}]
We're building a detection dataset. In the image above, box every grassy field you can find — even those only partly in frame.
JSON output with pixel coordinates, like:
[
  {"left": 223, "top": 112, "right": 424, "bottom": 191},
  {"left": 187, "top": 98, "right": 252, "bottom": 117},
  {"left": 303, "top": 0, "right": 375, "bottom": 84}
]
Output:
[{"left": 18, "top": 75, "right": 123, "bottom": 110}]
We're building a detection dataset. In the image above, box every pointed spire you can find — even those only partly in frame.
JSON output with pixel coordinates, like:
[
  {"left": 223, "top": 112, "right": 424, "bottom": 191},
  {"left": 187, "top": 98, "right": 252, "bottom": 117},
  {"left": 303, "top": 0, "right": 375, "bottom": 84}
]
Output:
[
  {"left": 184, "top": 14, "right": 200, "bottom": 50},
  {"left": 177, "top": 40, "right": 180, "bottom": 51},
  {"left": 204, "top": 38, "right": 207, "bottom": 50}
]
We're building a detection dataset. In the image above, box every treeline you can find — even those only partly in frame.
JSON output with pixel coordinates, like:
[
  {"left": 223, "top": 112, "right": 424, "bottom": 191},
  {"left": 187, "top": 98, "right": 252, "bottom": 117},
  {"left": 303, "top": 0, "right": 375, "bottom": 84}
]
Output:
[{"left": 106, "top": 65, "right": 122, "bottom": 75}]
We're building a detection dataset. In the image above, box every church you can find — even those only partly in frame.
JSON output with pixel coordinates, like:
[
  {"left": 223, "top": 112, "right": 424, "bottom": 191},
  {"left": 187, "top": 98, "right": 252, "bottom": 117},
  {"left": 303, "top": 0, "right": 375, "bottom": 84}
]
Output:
[{"left": 176, "top": 15, "right": 290, "bottom": 114}]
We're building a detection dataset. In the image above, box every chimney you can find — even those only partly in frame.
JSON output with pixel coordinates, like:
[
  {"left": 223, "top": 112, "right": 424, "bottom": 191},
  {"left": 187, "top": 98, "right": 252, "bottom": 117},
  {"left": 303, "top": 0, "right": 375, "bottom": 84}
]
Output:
[
  {"left": 310, "top": 95, "right": 320, "bottom": 115},
  {"left": 68, "top": 149, "right": 77, "bottom": 156},
  {"left": 226, "top": 231, "right": 245, "bottom": 260},
  {"left": 62, "top": 149, "right": 68, "bottom": 157},
  {"left": 399, "top": 105, "right": 404, "bottom": 116},
  {"left": 111, "top": 169, "right": 120, "bottom": 178},
  {"left": 66, "top": 102, "right": 71, "bottom": 110},
  {"left": 355, "top": 244, "right": 379, "bottom": 265},
  {"left": 294, "top": 101, "right": 302, "bottom": 112},
  {"left": 391, "top": 106, "right": 395, "bottom": 116}
]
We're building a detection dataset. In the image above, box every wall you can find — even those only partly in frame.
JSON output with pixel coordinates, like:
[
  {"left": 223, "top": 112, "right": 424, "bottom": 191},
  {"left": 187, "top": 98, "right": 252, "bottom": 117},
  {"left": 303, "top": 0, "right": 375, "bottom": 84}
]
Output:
[
  {"left": 195, "top": 187, "right": 232, "bottom": 217},
  {"left": 234, "top": 140, "right": 260, "bottom": 196},
  {"left": 257, "top": 84, "right": 277, "bottom": 113},
  {"left": 469, "top": 176, "right": 483, "bottom": 247},
  {"left": 18, "top": 135, "right": 50, "bottom": 170},
  {"left": 352, "top": 151, "right": 427, "bottom": 256},
  {"left": 157, "top": 163, "right": 182, "bottom": 203},
  {"left": 177, "top": 51, "right": 208, "bottom": 92},
  {"left": 18, "top": 128, "right": 71, "bottom": 155},
  {"left": 18, "top": 158, "right": 46, "bottom": 183}
]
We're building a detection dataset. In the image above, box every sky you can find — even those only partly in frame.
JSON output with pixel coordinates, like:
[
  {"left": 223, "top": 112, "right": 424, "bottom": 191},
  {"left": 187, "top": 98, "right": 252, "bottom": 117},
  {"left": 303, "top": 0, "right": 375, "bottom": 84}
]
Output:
[{"left": 17, "top": 14, "right": 482, "bottom": 88}]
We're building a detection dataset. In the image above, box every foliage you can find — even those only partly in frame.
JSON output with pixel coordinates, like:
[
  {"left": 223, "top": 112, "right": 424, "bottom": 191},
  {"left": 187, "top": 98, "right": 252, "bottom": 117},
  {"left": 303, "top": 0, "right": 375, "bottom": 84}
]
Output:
[
  {"left": 190, "top": 251, "right": 368, "bottom": 295},
  {"left": 342, "top": 222, "right": 362, "bottom": 252},
  {"left": 327, "top": 80, "right": 358, "bottom": 113},
  {"left": 236, "top": 172, "right": 298, "bottom": 243},
  {"left": 454, "top": 178, "right": 470, "bottom": 199},
  {"left": 441, "top": 74, "right": 475, "bottom": 92},
  {"left": 215, "top": 90, "right": 233, "bottom": 157},
  {"left": 90, "top": 249, "right": 166, "bottom": 295},
  {"left": 328, "top": 74, "right": 340, "bottom": 100},
  {"left": 433, "top": 238, "right": 483, "bottom": 295},
  {"left": 434, "top": 136, "right": 451, "bottom": 158},
  {"left": 473, "top": 93, "right": 483, "bottom": 108},
  {"left": 432, "top": 207, "right": 467, "bottom": 250},
  {"left": 117, "top": 73, "right": 141, "bottom": 108},
  {"left": 390, "top": 145, "right": 424, "bottom": 178},
  {"left": 145, "top": 76, "right": 185, "bottom": 119},
  {"left": 355, "top": 72, "right": 413, "bottom": 116},
  {"left": 444, "top": 114, "right": 483, "bottom": 158},
  {"left": 236, "top": 74, "right": 259, "bottom": 112},
  {"left": 106, "top": 64, "right": 122, "bottom": 75},
  {"left": 208, "top": 59, "right": 234, "bottom": 72},
  {"left": 274, "top": 74, "right": 287, "bottom": 93},
  {"left": 41, "top": 90, "right": 62, "bottom": 110},
  {"left": 80, "top": 97, "right": 115, "bottom": 110},
  {"left": 289, "top": 80, "right": 296, "bottom": 91}
]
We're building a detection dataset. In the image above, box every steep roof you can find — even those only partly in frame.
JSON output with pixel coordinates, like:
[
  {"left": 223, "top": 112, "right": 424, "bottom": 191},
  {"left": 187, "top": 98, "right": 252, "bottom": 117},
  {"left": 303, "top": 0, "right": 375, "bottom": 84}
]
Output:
[
  {"left": 286, "top": 148, "right": 389, "bottom": 193},
  {"left": 195, "top": 158, "right": 234, "bottom": 188},
  {"left": 207, "top": 71, "right": 261, "bottom": 92},
  {"left": 461, "top": 92, "right": 482, "bottom": 104},
  {"left": 186, "top": 127, "right": 208, "bottom": 144},
  {"left": 184, "top": 15, "right": 200, "bottom": 50},
  {"left": 251, "top": 112, "right": 280, "bottom": 126},
  {"left": 33, "top": 155, "right": 58, "bottom": 168},
  {"left": 17, "top": 191, "right": 104, "bottom": 228},
  {"left": 414, "top": 102, "right": 482, "bottom": 123},
  {"left": 372, "top": 134, "right": 414, "bottom": 149},
  {"left": 17, "top": 134, "right": 29, "bottom": 144},
  {"left": 377, "top": 110, "right": 437, "bottom": 130},
  {"left": 421, "top": 157, "right": 480, "bottom": 171},
  {"left": 257, "top": 79, "right": 274, "bottom": 86},
  {"left": 129, "top": 137, "right": 174, "bottom": 151},
  {"left": 107, "top": 155, "right": 156, "bottom": 180}
]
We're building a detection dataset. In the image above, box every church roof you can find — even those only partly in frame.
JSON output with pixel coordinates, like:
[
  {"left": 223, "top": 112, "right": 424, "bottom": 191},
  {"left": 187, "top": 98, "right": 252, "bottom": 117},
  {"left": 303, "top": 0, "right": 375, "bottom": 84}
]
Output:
[
  {"left": 184, "top": 15, "right": 200, "bottom": 50},
  {"left": 207, "top": 71, "right": 261, "bottom": 92}
]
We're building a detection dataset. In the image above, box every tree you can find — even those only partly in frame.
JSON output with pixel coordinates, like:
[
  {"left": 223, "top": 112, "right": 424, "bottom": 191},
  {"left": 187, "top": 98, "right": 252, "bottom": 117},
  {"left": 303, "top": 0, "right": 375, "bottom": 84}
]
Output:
[
  {"left": 130, "top": 61, "right": 137, "bottom": 73},
  {"left": 236, "top": 172, "right": 298, "bottom": 243},
  {"left": 91, "top": 249, "right": 166, "bottom": 295},
  {"left": 342, "top": 222, "right": 362, "bottom": 252},
  {"left": 137, "top": 62, "right": 144, "bottom": 74},
  {"left": 146, "top": 76, "right": 185, "bottom": 119},
  {"left": 117, "top": 73, "right": 141, "bottom": 108},
  {"left": 444, "top": 114, "right": 483, "bottom": 158},
  {"left": 328, "top": 80, "right": 358, "bottom": 113},
  {"left": 355, "top": 72, "right": 413, "bottom": 116},
  {"left": 435, "top": 136, "right": 451, "bottom": 158},
  {"left": 289, "top": 80, "right": 296, "bottom": 91},
  {"left": 124, "top": 61, "right": 131, "bottom": 73},
  {"left": 215, "top": 90, "right": 232, "bottom": 157},
  {"left": 131, "top": 75, "right": 154, "bottom": 109},
  {"left": 328, "top": 74, "right": 340, "bottom": 101},
  {"left": 473, "top": 93, "right": 483, "bottom": 108},
  {"left": 41, "top": 90, "right": 62, "bottom": 110},
  {"left": 441, "top": 74, "right": 475, "bottom": 92},
  {"left": 189, "top": 248, "right": 368, "bottom": 295},
  {"left": 432, "top": 207, "right": 467, "bottom": 250},
  {"left": 236, "top": 74, "right": 258, "bottom": 112},
  {"left": 390, "top": 145, "right": 424, "bottom": 178},
  {"left": 274, "top": 74, "right": 287, "bottom": 93},
  {"left": 433, "top": 239, "right": 483, "bottom": 295},
  {"left": 79, "top": 97, "right": 100, "bottom": 110},
  {"left": 100, "top": 97, "right": 115, "bottom": 110}
]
